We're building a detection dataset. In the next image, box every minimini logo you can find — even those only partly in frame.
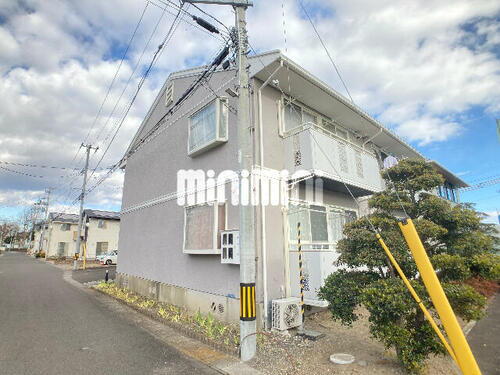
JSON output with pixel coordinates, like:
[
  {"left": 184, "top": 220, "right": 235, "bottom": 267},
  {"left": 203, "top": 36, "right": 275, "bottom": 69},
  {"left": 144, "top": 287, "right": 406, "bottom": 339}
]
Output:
[{"left": 176, "top": 168, "right": 324, "bottom": 206}]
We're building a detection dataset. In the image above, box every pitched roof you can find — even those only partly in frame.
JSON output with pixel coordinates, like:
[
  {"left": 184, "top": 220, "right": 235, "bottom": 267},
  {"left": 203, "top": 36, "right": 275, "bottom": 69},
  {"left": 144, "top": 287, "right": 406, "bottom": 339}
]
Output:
[
  {"left": 124, "top": 49, "right": 465, "bottom": 186},
  {"left": 83, "top": 209, "right": 120, "bottom": 220},
  {"left": 49, "top": 213, "right": 79, "bottom": 223}
]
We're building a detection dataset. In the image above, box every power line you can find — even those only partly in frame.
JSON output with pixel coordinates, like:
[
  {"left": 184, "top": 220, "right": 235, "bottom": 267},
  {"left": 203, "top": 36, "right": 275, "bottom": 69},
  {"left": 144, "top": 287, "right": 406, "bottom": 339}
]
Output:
[
  {"left": 84, "top": 45, "right": 232, "bottom": 198},
  {"left": 83, "top": 1, "right": 150, "bottom": 148},
  {"left": 87, "top": 5, "right": 185, "bottom": 184},
  {"left": 0, "top": 160, "right": 82, "bottom": 171},
  {"left": 91, "top": 3, "right": 169, "bottom": 151},
  {"left": 0, "top": 165, "right": 80, "bottom": 179},
  {"left": 297, "top": 0, "right": 354, "bottom": 103}
]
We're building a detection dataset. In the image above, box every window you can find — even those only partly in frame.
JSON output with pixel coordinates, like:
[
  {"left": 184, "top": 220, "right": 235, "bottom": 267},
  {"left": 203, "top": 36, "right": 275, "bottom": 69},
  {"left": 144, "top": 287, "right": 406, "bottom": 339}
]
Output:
[
  {"left": 183, "top": 202, "right": 226, "bottom": 254},
  {"left": 57, "top": 242, "right": 67, "bottom": 257},
  {"left": 288, "top": 204, "right": 357, "bottom": 247},
  {"left": 439, "top": 182, "right": 457, "bottom": 203},
  {"left": 165, "top": 82, "right": 174, "bottom": 107},
  {"left": 283, "top": 100, "right": 318, "bottom": 132},
  {"left": 321, "top": 119, "right": 336, "bottom": 134},
  {"left": 188, "top": 98, "right": 228, "bottom": 156},
  {"left": 97, "top": 220, "right": 106, "bottom": 229},
  {"left": 61, "top": 223, "right": 71, "bottom": 231},
  {"left": 336, "top": 128, "right": 348, "bottom": 141},
  {"left": 96, "top": 242, "right": 108, "bottom": 256}
]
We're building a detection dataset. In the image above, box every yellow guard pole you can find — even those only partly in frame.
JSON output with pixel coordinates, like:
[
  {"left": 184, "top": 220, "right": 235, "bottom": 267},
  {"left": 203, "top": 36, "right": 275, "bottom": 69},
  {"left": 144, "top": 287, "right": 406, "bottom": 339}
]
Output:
[
  {"left": 399, "top": 218, "right": 481, "bottom": 375},
  {"left": 376, "top": 234, "right": 457, "bottom": 363}
]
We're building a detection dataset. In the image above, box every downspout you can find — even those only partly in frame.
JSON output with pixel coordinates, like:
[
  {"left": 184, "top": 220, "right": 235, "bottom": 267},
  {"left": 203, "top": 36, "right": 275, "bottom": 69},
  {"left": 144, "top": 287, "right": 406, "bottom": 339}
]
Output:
[
  {"left": 258, "top": 60, "right": 283, "bottom": 329},
  {"left": 362, "top": 127, "right": 383, "bottom": 148}
]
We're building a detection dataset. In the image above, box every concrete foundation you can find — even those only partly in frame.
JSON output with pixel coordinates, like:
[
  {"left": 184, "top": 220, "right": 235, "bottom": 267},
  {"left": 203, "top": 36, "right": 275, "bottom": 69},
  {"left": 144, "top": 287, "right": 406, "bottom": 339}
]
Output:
[{"left": 116, "top": 272, "right": 242, "bottom": 324}]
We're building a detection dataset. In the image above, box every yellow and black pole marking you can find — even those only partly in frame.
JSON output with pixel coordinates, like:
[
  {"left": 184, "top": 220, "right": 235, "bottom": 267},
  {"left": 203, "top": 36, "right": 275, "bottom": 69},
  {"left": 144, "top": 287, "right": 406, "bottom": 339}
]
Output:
[
  {"left": 297, "top": 222, "right": 305, "bottom": 326},
  {"left": 240, "top": 283, "right": 256, "bottom": 321}
]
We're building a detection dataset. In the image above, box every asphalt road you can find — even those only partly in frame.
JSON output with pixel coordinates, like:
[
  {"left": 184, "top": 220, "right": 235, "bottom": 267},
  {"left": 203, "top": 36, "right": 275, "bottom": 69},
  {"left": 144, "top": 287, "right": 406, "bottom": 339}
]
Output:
[
  {"left": 0, "top": 252, "right": 217, "bottom": 375},
  {"left": 72, "top": 265, "right": 116, "bottom": 284},
  {"left": 468, "top": 295, "right": 500, "bottom": 375}
]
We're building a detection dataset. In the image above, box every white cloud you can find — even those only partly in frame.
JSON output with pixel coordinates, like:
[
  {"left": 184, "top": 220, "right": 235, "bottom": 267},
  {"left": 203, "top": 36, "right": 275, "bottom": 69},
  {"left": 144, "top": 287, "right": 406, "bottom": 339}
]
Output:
[{"left": 0, "top": 0, "right": 499, "bottom": 214}]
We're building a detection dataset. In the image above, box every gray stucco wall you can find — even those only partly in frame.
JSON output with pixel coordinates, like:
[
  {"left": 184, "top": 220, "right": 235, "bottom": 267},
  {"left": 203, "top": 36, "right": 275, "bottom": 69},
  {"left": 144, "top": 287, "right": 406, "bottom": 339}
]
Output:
[{"left": 118, "top": 69, "right": 242, "bottom": 297}]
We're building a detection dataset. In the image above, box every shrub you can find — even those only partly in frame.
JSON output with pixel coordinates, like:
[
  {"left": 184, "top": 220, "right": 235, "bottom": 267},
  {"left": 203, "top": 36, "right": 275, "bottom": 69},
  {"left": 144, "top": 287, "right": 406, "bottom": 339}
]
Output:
[
  {"left": 470, "top": 253, "right": 500, "bottom": 281},
  {"left": 431, "top": 254, "right": 471, "bottom": 282}
]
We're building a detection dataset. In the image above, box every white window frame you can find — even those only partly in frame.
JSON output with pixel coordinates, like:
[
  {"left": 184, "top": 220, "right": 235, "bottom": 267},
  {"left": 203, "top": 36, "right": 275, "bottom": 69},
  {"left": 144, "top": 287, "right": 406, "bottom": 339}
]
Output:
[
  {"left": 287, "top": 201, "right": 357, "bottom": 250},
  {"left": 182, "top": 201, "right": 227, "bottom": 255},
  {"left": 187, "top": 97, "right": 229, "bottom": 157},
  {"left": 61, "top": 223, "right": 71, "bottom": 231},
  {"left": 97, "top": 219, "right": 106, "bottom": 229}
]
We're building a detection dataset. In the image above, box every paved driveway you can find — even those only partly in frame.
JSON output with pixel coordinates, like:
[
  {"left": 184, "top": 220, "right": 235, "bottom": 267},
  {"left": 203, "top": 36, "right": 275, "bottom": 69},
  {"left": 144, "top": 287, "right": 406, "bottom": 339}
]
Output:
[
  {"left": 468, "top": 295, "right": 500, "bottom": 375},
  {"left": 72, "top": 265, "right": 116, "bottom": 284},
  {"left": 0, "top": 252, "right": 217, "bottom": 375}
]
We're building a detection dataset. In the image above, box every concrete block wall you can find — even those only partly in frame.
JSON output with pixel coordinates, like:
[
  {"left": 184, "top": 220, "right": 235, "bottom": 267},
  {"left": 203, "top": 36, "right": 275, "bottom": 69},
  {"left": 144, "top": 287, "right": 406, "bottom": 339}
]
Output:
[{"left": 116, "top": 272, "right": 243, "bottom": 325}]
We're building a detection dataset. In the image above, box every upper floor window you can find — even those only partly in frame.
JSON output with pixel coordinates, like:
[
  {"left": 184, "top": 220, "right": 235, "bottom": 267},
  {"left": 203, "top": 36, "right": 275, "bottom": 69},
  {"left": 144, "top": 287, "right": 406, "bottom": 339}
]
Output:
[
  {"left": 188, "top": 98, "right": 228, "bottom": 156},
  {"left": 438, "top": 182, "right": 457, "bottom": 203},
  {"left": 97, "top": 220, "right": 106, "bottom": 229},
  {"left": 61, "top": 223, "right": 71, "bottom": 231},
  {"left": 283, "top": 99, "right": 318, "bottom": 132}
]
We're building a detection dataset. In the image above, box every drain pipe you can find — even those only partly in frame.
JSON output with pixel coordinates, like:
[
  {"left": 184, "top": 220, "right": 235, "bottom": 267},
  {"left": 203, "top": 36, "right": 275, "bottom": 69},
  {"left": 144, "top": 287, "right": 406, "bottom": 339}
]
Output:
[{"left": 258, "top": 60, "right": 283, "bottom": 329}]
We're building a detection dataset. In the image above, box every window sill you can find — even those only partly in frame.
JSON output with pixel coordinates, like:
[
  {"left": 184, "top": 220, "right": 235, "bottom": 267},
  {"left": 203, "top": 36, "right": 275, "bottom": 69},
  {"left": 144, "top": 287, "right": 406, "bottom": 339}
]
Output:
[
  {"left": 183, "top": 249, "right": 221, "bottom": 255},
  {"left": 188, "top": 139, "right": 227, "bottom": 157}
]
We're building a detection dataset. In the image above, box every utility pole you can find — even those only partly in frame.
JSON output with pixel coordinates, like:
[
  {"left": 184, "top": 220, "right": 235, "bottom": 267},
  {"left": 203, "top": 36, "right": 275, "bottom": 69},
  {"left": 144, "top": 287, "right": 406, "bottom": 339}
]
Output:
[
  {"left": 183, "top": 0, "right": 256, "bottom": 361},
  {"left": 73, "top": 144, "right": 97, "bottom": 270}
]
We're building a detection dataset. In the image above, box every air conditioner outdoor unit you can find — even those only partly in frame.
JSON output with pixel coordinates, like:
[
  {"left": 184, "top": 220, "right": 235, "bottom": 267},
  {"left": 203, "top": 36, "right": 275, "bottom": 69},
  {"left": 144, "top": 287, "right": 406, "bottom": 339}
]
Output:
[{"left": 272, "top": 297, "right": 302, "bottom": 331}]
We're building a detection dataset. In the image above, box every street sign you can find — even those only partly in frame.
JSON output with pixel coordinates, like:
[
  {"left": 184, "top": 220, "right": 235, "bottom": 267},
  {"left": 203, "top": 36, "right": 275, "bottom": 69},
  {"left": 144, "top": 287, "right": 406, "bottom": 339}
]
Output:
[{"left": 183, "top": 0, "right": 253, "bottom": 6}]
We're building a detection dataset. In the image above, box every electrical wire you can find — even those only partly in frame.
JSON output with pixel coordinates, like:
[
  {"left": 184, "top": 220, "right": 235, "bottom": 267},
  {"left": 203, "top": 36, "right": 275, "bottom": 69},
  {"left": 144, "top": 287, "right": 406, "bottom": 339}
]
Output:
[
  {"left": 92, "top": 3, "right": 169, "bottom": 151},
  {"left": 297, "top": 0, "right": 353, "bottom": 103},
  {"left": 87, "top": 4, "right": 185, "bottom": 184},
  {"left": 83, "top": 1, "right": 150, "bottom": 148}
]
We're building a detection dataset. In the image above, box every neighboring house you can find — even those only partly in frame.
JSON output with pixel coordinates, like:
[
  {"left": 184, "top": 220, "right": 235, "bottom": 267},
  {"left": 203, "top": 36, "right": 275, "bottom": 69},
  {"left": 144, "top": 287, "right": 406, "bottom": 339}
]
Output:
[
  {"left": 117, "top": 50, "right": 468, "bottom": 325},
  {"left": 83, "top": 209, "right": 120, "bottom": 258},
  {"left": 45, "top": 213, "right": 80, "bottom": 258}
]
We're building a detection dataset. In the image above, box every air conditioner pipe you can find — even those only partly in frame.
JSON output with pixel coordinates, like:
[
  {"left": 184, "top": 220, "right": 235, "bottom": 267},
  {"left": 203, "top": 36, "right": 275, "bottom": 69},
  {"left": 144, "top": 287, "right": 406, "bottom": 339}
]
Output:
[{"left": 258, "top": 60, "right": 283, "bottom": 329}]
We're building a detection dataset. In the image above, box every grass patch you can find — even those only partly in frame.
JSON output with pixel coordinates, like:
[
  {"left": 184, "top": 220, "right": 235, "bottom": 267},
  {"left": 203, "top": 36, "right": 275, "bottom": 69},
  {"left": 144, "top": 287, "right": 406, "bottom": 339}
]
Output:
[{"left": 94, "top": 282, "right": 240, "bottom": 351}]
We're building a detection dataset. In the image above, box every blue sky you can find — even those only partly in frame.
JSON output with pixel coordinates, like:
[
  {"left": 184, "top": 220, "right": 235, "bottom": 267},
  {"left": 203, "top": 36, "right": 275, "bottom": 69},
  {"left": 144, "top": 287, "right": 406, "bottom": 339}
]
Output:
[{"left": 0, "top": 0, "right": 499, "bottom": 224}]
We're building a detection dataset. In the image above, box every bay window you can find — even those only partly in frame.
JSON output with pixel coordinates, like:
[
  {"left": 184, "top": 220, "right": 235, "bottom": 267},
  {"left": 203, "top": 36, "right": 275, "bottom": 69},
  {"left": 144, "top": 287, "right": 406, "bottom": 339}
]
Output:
[{"left": 188, "top": 98, "right": 228, "bottom": 156}]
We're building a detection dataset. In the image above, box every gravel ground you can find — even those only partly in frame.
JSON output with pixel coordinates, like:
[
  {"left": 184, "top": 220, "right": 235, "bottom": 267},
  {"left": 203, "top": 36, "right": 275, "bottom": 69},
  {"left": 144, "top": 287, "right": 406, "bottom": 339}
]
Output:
[{"left": 250, "top": 308, "right": 460, "bottom": 375}]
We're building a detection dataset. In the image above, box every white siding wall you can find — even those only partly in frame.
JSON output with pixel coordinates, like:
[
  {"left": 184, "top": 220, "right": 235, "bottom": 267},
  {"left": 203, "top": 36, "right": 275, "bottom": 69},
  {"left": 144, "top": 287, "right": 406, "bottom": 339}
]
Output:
[
  {"left": 46, "top": 222, "right": 78, "bottom": 257},
  {"left": 85, "top": 218, "right": 120, "bottom": 258}
]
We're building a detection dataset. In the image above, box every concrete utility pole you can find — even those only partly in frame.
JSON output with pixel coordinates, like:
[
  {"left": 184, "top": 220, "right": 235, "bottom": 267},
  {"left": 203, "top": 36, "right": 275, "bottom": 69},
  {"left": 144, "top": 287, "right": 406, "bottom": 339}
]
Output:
[
  {"left": 73, "top": 144, "right": 97, "bottom": 270},
  {"left": 183, "top": 0, "right": 256, "bottom": 361}
]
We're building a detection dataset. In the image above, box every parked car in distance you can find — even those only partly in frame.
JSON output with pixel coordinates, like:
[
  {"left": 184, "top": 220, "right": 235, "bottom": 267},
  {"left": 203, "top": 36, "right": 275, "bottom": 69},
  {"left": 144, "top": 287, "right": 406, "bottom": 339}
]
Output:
[{"left": 98, "top": 250, "right": 118, "bottom": 265}]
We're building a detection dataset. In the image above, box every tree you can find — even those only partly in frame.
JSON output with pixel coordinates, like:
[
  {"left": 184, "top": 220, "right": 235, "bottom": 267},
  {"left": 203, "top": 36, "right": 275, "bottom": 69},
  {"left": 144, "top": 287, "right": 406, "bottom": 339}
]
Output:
[{"left": 318, "top": 159, "right": 499, "bottom": 373}]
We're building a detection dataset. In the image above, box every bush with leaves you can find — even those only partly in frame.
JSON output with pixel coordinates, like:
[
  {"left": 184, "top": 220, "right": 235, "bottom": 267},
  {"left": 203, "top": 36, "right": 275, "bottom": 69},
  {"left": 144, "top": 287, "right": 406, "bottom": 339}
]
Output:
[{"left": 318, "top": 159, "right": 499, "bottom": 373}]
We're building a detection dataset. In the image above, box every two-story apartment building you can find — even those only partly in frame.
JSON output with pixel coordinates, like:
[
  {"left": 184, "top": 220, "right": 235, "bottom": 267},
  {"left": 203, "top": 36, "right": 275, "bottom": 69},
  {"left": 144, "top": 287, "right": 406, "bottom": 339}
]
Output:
[
  {"left": 116, "top": 50, "right": 467, "bottom": 326},
  {"left": 44, "top": 213, "right": 79, "bottom": 258},
  {"left": 82, "top": 209, "right": 120, "bottom": 258}
]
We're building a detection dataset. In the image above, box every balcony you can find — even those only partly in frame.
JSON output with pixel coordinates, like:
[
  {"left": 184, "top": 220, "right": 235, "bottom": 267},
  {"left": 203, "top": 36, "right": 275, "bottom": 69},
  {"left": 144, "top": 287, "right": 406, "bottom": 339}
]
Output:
[{"left": 284, "top": 126, "right": 385, "bottom": 196}]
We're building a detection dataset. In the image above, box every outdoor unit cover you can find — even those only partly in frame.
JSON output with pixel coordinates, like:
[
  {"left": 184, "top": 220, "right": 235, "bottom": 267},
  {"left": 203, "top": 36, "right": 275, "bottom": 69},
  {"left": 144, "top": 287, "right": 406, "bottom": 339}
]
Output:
[
  {"left": 271, "top": 297, "right": 302, "bottom": 331},
  {"left": 221, "top": 230, "right": 239, "bottom": 264}
]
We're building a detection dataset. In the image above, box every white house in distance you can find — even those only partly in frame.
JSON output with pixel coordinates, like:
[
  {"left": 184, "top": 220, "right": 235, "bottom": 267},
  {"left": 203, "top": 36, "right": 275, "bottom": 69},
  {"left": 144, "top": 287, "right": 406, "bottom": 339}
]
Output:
[
  {"left": 31, "top": 210, "right": 120, "bottom": 259},
  {"left": 82, "top": 209, "right": 121, "bottom": 258},
  {"left": 44, "top": 213, "right": 79, "bottom": 258},
  {"left": 116, "top": 50, "right": 468, "bottom": 327}
]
